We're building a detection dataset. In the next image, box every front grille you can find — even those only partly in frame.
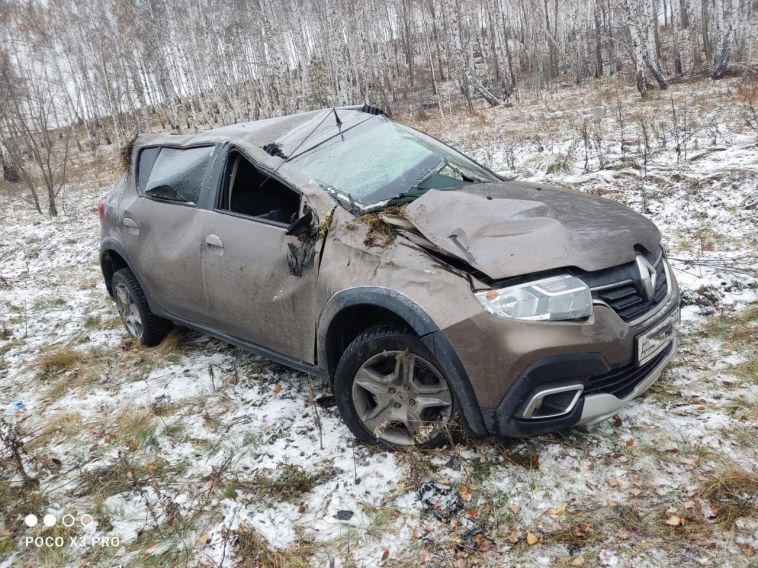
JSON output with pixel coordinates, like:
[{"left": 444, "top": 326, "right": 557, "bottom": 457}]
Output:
[
  {"left": 592, "top": 259, "right": 668, "bottom": 322},
  {"left": 584, "top": 343, "right": 673, "bottom": 399}
]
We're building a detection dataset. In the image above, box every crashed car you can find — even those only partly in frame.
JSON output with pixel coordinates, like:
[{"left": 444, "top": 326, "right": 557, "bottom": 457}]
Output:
[{"left": 99, "top": 105, "right": 679, "bottom": 448}]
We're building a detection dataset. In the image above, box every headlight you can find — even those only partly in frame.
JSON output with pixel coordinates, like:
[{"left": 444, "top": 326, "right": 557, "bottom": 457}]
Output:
[{"left": 475, "top": 274, "right": 592, "bottom": 321}]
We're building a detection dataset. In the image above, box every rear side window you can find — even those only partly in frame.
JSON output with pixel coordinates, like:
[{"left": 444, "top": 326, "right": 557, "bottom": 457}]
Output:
[
  {"left": 140, "top": 146, "right": 214, "bottom": 204},
  {"left": 137, "top": 147, "right": 160, "bottom": 193}
]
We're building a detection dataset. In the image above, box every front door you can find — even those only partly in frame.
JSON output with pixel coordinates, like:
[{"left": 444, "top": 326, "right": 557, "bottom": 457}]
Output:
[{"left": 201, "top": 149, "right": 321, "bottom": 363}]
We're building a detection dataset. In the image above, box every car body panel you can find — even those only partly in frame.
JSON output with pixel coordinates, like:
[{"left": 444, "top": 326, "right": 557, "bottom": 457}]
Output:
[
  {"left": 317, "top": 207, "right": 483, "bottom": 332},
  {"left": 201, "top": 208, "right": 321, "bottom": 362},
  {"left": 118, "top": 193, "right": 209, "bottom": 322},
  {"left": 404, "top": 183, "right": 661, "bottom": 280}
]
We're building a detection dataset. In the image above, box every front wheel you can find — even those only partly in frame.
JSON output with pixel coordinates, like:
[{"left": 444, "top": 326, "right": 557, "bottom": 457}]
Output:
[{"left": 334, "top": 325, "right": 458, "bottom": 449}]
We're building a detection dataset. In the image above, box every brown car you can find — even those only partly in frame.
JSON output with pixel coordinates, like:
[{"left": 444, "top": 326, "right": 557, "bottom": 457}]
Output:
[{"left": 99, "top": 105, "right": 680, "bottom": 448}]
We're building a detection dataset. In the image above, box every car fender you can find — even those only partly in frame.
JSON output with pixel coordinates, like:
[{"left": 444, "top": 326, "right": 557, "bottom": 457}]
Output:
[
  {"left": 317, "top": 286, "right": 487, "bottom": 436},
  {"left": 100, "top": 238, "right": 164, "bottom": 317}
]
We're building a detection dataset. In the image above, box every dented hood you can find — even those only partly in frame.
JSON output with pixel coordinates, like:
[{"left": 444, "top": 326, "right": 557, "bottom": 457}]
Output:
[{"left": 403, "top": 182, "right": 661, "bottom": 280}]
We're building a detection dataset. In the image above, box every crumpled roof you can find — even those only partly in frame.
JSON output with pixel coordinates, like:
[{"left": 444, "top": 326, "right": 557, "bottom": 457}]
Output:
[
  {"left": 134, "top": 106, "right": 380, "bottom": 152},
  {"left": 129, "top": 106, "right": 383, "bottom": 217}
]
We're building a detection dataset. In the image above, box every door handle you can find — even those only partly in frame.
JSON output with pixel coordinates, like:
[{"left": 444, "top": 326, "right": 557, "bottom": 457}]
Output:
[
  {"left": 122, "top": 216, "right": 139, "bottom": 234},
  {"left": 205, "top": 234, "right": 224, "bottom": 256}
]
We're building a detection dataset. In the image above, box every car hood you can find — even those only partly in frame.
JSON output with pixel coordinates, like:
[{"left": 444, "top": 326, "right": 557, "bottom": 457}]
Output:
[{"left": 402, "top": 182, "right": 661, "bottom": 280}]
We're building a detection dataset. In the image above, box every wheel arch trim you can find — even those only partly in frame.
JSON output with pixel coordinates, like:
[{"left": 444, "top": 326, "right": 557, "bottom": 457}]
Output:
[
  {"left": 100, "top": 238, "right": 163, "bottom": 317},
  {"left": 317, "top": 286, "right": 487, "bottom": 436}
]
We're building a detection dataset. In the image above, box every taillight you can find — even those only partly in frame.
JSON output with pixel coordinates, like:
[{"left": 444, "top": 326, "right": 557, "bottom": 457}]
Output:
[{"left": 98, "top": 197, "right": 106, "bottom": 224}]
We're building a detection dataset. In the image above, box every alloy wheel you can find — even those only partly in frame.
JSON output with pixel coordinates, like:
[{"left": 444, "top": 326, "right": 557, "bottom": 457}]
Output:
[
  {"left": 114, "top": 281, "right": 143, "bottom": 339},
  {"left": 352, "top": 350, "right": 453, "bottom": 446}
]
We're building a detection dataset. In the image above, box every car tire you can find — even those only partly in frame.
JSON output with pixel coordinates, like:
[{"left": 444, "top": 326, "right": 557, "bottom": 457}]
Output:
[
  {"left": 111, "top": 268, "right": 171, "bottom": 346},
  {"left": 334, "top": 325, "right": 459, "bottom": 449}
]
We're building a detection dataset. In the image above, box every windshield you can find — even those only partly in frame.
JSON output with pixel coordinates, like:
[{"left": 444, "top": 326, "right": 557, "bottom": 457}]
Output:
[{"left": 289, "top": 118, "right": 499, "bottom": 208}]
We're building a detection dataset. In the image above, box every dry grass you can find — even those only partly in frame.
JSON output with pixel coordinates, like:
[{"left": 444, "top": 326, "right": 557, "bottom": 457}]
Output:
[
  {"left": 222, "top": 523, "right": 312, "bottom": 567},
  {"left": 699, "top": 464, "right": 758, "bottom": 527},
  {"left": 235, "top": 464, "right": 320, "bottom": 502},
  {"left": 704, "top": 302, "right": 757, "bottom": 349},
  {"left": 34, "top": 345, "right": 85, "bottom": 377},
  {"left": 110, "top": 409, "right": 159, "bottom": 451},
  {"left": 729, "top": 356, "right": 758, "bottom": 385},
  {"left": 75, "top": 455, "right": 172, "bottom": 499}
]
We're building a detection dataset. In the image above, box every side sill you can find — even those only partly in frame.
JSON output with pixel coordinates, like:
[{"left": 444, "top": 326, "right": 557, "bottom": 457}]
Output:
[{"left": 156, "top": 308, "right": 327, "bottom": 379}]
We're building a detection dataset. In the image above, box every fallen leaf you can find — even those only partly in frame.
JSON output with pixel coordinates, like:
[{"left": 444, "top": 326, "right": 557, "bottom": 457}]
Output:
[
  {"left": 509, "top": 504, "right": 520, "bottom": 514},
  {"left": 198, "top": 532, "right": 209, "bottom": 545},
  {"left": 608, "top": 479, "right": 619, "bottom": 488},
  {"left": 507, "top": 531, "right": 520, "bottom": 544},
  {"left": 617, "top": 527, "right": 630, "bottom": 540},
  {"left": 572, "top": 556, "right": 586, "bottom": 566},
  {"left": 381, "top": 547, "right": 390, "bottom": 562},
  {"left": 466, "top": 507, "right": 478, "bottom": 518},
  {"left": 630, "top": 488, "right": 642, "bottom": 497},
  {"left": 298, "top": 502, "right": 308, "bottom": 514},
  {"left": 684, "top": 500, "right": 695, "bottom": 509},
  {"left": 606, "top": 497, "right": 618, "bottom": 507},
  {"left": 665, "top": 515, "right": 683, "bottom": 526},
  {"left": 458, "top": 485, "right": 473, "bottom": 503},
  {"left": 527, "top": 532, "right": 539, "bottom": 545},
  {"left": 273, "top": 383, "right": 282, "bottom": 394},
  {"left": 703, "top": 502, "right": 721, "bottom": 519},
  {"left": 625, "top": 438, "right": 635, "bottom": 446},
  {"left": 578, "top": 521, "right": 595, "bottom": 534},
  {"left": 550, "top": 504, "right": 567, "bottom": 516},
  {"left": 738, "top": 543, "right": 755, "bottom": 557}
]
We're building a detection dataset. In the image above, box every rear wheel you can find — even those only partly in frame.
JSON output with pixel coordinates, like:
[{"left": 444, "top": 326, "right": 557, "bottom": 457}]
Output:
[
  {"left": 112, "top": 268, "right": 171, "bottom": 346},
  {"left": 334, "top": 325, "right": 457, "bottom": 448}
]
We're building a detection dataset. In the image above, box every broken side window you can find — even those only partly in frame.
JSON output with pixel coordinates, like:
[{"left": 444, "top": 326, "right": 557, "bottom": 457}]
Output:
[
  {"left": 143, "top": 145, "right": 214, "bottom": 204},
  {"left": 217, "top": 151, "right": 300, "bottom": 225}
]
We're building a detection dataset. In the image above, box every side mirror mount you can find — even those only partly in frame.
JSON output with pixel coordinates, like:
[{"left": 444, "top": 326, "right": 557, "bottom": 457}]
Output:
[{"left": 285, "top": 208, "right": 317, "bottom": 237}]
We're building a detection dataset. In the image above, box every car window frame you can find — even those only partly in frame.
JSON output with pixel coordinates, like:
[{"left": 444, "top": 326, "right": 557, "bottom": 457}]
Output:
[
  {"left": 212, "top": 145, "right": 303, "bottom": 230},
  {"left": 135, "top": 143, "right": 218, "bottom": 209}
]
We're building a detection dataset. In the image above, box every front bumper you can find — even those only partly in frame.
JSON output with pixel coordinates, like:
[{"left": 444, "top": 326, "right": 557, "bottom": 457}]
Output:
[{"left": 578, "top": 337, "right": 676, "bottom": 425}]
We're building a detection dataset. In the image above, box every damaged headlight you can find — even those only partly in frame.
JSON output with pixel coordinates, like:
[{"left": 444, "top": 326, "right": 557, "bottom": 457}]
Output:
[{"left": 475, "top": 274, "right": 592, "bottom": 321}]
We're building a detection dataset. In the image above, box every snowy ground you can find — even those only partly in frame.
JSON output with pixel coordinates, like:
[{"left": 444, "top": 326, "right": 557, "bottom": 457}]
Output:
[{"left": 1, "top": 77, "right": 756, "bottom": 567}]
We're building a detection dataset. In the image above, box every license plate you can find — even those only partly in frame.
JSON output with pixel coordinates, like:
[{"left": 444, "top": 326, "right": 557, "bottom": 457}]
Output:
[{"left": 636, "top": 307, "right": 679, "bottom": 366}]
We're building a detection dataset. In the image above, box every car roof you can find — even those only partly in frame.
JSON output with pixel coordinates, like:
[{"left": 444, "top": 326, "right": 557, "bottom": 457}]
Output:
[
  {"left": 129, "top": 105, "right": 389, "bottom": 216},
  {"left": 134, "top": 105, "right": 387, "bottom": 152}
]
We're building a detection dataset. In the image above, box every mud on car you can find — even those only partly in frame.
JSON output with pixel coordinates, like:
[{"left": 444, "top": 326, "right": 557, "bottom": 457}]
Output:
[{"left": 99, "top": 105, "right": 680, "bottom": 449}]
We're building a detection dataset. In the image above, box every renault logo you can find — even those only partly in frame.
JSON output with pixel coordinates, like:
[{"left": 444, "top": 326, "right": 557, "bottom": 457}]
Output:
[{"left": 635, "top": 255, "right": 657, "bottom": 301}]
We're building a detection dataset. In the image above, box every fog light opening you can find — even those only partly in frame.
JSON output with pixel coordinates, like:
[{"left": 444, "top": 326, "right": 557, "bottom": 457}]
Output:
[{"left": 521, "top": 384, "right": 584, "bottom": 419}]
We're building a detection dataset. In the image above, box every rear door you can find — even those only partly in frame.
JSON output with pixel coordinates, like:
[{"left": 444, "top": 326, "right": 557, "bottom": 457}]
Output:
[
  {"left": 200, "top": 147, "right": 321, "bottom": 363},
  {"left": 121, "top": 145, "right": 217, "bottom": 322}
]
